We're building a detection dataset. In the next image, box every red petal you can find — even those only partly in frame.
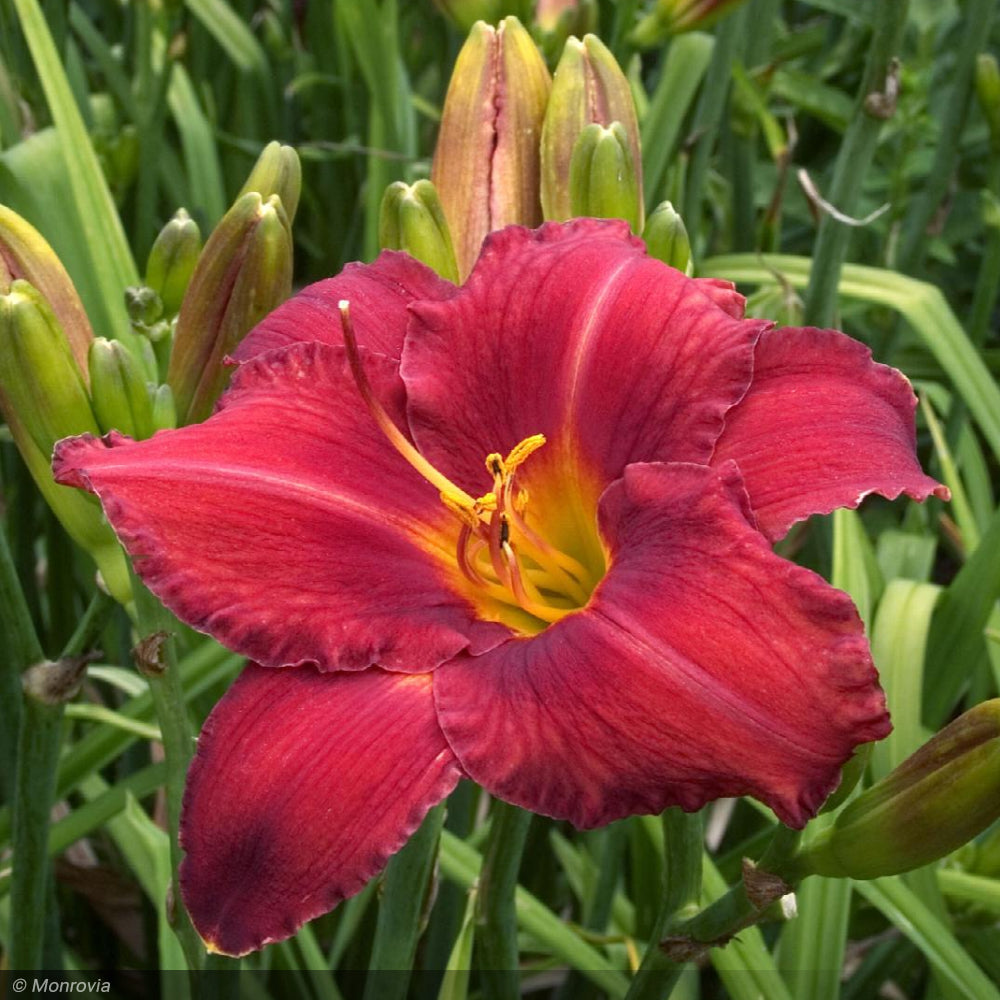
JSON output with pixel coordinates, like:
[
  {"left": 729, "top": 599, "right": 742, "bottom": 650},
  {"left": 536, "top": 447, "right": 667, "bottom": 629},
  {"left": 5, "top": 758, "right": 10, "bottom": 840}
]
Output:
[
  {"left": 403, "top": 220, "right": 767, "bottom": 500},
  {"left": 712, "top": 327, "right": 949, "bottom": 541},
  {"left": 181, "top": 665, "right": 460, "bottom": 956},
  {"left": 434, "top": 461, "right": 890, "bottom": 829},
  {"left": 232, "top": 251, "right": 454, "bottom": 363},
  {"left": 54, "top": 343, "right": 506, "bottom": 671}
]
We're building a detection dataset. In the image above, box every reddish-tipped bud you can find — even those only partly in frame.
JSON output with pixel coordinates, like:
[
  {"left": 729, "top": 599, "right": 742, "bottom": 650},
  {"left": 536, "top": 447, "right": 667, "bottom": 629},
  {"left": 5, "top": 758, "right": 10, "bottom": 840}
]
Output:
[
  {"left": 632, "top": 0, "right": 748, "bottom": 45},
  {"left": 797, "top": 700, "right": 1000, "bottom": 880},
  {"left": 541, "top": 34, "right": 642, "bottom": 227},
  {"left": 167, "top": 192, "right": 293, "bottom": 425},
  {"left": 431, "top": 17, "right": 551, "bottom": 279},
  {"left": 0, "top": 204, "right": 93, "bottom": 376}
]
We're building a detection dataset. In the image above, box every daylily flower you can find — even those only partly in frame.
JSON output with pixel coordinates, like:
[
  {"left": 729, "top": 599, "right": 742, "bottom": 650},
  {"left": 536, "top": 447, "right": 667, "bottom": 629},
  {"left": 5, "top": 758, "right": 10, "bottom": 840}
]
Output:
[{"left": 53, "top": 220, "right": 947, "bottom": 956}]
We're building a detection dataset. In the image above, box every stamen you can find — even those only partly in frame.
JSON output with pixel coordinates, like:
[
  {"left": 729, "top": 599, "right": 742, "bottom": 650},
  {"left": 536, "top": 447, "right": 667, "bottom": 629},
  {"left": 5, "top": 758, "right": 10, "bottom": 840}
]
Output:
[{"left": 502, "top": 543, "right": 568, "bottom": 624}]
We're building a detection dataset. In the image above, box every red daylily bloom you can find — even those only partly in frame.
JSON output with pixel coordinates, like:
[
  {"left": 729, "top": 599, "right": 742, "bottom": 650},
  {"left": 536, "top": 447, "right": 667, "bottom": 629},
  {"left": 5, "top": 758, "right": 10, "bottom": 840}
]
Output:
[{"left": 53, "top": 220, "right": 947, "bottom": 956}]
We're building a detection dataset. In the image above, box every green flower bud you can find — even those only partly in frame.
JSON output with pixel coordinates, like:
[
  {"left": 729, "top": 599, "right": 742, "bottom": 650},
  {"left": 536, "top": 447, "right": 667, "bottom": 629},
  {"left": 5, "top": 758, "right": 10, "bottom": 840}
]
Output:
[
  {"left": 745, "top": 282, "right": 805, "bottom": 328},
  {"left": 976, "top": 54, "right": 1000, "bottom": 151},
  {"left": 431, "top": 17, "right": 551, "bottom": 279},
  {"left": 0, "top": 281, "right": 130, "bottom": 604},
  {"left": 88, "top": 337, "right": 156, "bottom": 440},
  {"left": 797, "top": 700, "right": 1000, "bottom": 880},
  {"left": 0, "top": 204, "right": 93, "bottom": 376},
  {"left": 0, "top": 281, "right": 98, "bottom": 456},
  {"left": 379, "top": 180, "right": 460, "bottom": 283},
  {"left": 145, "top": 209, "right": 202, "bottom": 318},
  {"left": 237, "top": 141, "right": 302, "bottom": 226},
  {"left": 151, "top": 383, "right": 177, "bottom": 432},
  {"left": 642, "top": 201, "right": 692, "bottom": 273},
  {"left": 541, "top": 34, "right": 642, "bottom": 226},
  {"left": 167, "top": 192, "right": 293, "bottom": 425},
  {"left": 124, "top": 285, "right": 164, "bottom": 327},
  {"left": 568, "top": 122, "right": 643, "bottom": 233},
  {"left": 632, "top": 0, "right": 748, "bottom": 45}
]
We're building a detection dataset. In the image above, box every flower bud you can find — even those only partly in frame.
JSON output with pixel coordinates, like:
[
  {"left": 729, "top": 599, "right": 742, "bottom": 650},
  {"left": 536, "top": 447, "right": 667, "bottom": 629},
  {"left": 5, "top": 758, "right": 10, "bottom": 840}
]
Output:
[
  {"left": 379, "top": 180, "right": 460, "bottom": 283},
  {"left": 431, "top": 16, "right": 551, "bottom": 279},
  {"left": 167, "top": 192, "right": 293, "bottom": 425},
  {"left": 237, "top": 141, "right": 302, "bottom": 226},
  {"left": 0, "top": 204, "right": 93, "bottom": 376},
  {"left": 642, "top": 201, "right": 692, "bottom": 273},
  {"left": 145, "top": 209, "right": 202, "bottom": 318},
  {"left": 568, "top": 122, "right": 643, "bottom": 233},
  {"left": 535, "top": 0, "right": 597, "bottom": 35},
  {"left": 632, "top": 0, "right": 748, "bottom": 45},
  {"left": 125, "top": 285, "right": 164, "bottom": 327},
  {"left": 541, "top": 34, "right": 642, "bottom": 227},
  {"left": 151, "top": 384, "right": 177, "bottom": 432},
  {"left": 0, "top": 281, "right": 130, "bottom": 603},
  {"left": 89, "top": 337, "right": 156, "bottom": 440},
  {"left": 0, "top": 281, "right": 98, "bottom": 456},
  {"left": 797, "top": 700, "right": 1000, "bottom": 880}
]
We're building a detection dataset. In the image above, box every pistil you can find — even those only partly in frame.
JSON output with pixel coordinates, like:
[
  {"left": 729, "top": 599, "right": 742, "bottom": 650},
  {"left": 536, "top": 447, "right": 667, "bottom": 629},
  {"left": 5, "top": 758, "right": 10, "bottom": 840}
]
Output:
[{"left": 339, "top": 299, "right": 596, "bottom": 628}]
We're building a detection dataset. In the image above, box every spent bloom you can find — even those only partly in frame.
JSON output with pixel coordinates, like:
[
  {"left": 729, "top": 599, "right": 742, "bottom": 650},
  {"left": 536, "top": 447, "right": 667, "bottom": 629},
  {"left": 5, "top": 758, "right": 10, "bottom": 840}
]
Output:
[{"left": 53, "top": 220, "right": 946, "bottom": 955}]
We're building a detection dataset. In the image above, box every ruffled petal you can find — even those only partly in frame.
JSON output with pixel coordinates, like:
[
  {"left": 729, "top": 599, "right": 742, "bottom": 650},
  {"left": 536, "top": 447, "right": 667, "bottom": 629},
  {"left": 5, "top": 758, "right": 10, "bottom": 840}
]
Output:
[
  {"left": 403, "top": 220, "right": 767, "bottom": 503},
  {"left": 180, "top": 665, "right": 460, "bottom": 956},
  {"left": 54, "top": 343, "right": 507, "bottom": 671},
  {"left": 712, "top": 327, "right": 949, "bottom": 541},
  {"left": 232, "top": 251, "right": 455, "bottom": 363},
  {"left": 434, "top": 461, "right": 890, "bottom": 829}
]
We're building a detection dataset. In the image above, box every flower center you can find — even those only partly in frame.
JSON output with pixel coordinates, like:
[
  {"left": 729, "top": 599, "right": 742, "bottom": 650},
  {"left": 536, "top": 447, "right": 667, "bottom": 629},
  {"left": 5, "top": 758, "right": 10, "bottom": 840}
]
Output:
[{"left": 339, "top": 300, "right": 602, "bottom": 632}]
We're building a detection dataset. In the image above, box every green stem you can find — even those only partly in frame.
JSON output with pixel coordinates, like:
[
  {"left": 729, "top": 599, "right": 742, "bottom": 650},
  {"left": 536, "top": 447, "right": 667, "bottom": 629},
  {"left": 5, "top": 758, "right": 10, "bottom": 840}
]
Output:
[
  {"left": 803, "top": 0, "right": 910, "bottom": 327},
  {"left": 681, "top": 15, "right": 741, "bottom": 251},
  {"left": 129, "top": 574, "right": 203, "bottom": 971},
  {"left": 0, "top": 527, "right": 30, "bottom": 806},
  {"left": 476, "top": 799, "right": 533, "bottom": 996},
  {"left": 625, "top": 809, "right": 703, "bottom": 1000},
  {"left": 9, "top": 589, "right": 114, "bottom": 969},
  {"left": 667, "top": 825, "right": 801, "bottom": 951},
  {"left": 362, "top": 803, "right": 445, "bottom": 999}
]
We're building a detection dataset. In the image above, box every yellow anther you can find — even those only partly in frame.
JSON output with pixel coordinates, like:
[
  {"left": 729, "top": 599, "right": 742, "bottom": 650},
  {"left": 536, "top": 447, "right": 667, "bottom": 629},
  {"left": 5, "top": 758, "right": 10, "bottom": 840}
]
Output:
[
  {"left": 514, "top": 488, "right": 529, "bottom": 514},
  {"left": 504, "top": 434, "right": 546, "bottom": 473},
  {"left": 474, "top": 492, "right": 497, "bottom": 513},
  {"left": 485, "top": 452, "right": 506, "bottom": 479}
]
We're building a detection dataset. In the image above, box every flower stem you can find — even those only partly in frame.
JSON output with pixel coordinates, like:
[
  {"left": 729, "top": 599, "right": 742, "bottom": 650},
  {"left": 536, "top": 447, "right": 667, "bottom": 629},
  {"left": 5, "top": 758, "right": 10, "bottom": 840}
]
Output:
[
  {"left": 804, "top": 0, "right": 911, "bottom": 328},
  {"left": 625, "top": 809, "right": 703, "bottom": 1000},
  {"left": 129, "top": 572, "right": 204, "bottom": 971},
  {"left": 0, "top": 527, "right": 31, "bottom": 807},
  {"left": 362, "top": 802, "right": 446, "bottom": 999},
  {"left": 476, "top": 799, "right": 533, "bottom": 998},
  {"left": 9, "top": 584, "right": 114, "bottom": 970}
]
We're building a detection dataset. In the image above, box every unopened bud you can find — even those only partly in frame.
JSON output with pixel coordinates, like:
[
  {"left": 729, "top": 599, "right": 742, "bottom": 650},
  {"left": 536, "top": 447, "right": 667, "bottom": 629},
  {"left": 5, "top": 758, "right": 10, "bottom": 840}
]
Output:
[
  {"left": 0, "top": 281, "right": 98, "bottom": 456},
  {"left": 145, "top": 209, "right": 202, "bottom": 317},
  {"left": 796, "top": 700, "right": 1000, "bottom": 880},
  {"left": 125, "top": 285, "right": 164, "bottom": 327},
  {"left": 0, "top": 204, "right": 93, "bottom": 376},
  {"left": 632, "top": 0, "right": 748, "bottom": 45},
  {"left": 167, "top": 193, "right": 293, "bottom": 424},
  {"left": 151, "top": 384, "right": 177, "bottom": 432},
  {"left": 88, "top": 338, "right": 155, "bottom": 440},
  {"left": 569, "top": 122, "right": 643, "bottom": 233},
  {"left": 745, "top": 283, "right": 804, "bottom": 328},
  {"left": 431, "top": 17, "right": 551, "bottom": 279},
  {"left": 237, "top": 141, "right": 302, "bottom": 225},
  {"left": 0, "top": 282, "right": 130, "bottom": 603},
  {"left": 642, "top": 201, "right": 692, "bottom": 273},
  {"left": 379, "top": 180, "right": 460, "bottom": 283},
  {"left": 542, "top": 34, "right": 642, "bottom": 226}
]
